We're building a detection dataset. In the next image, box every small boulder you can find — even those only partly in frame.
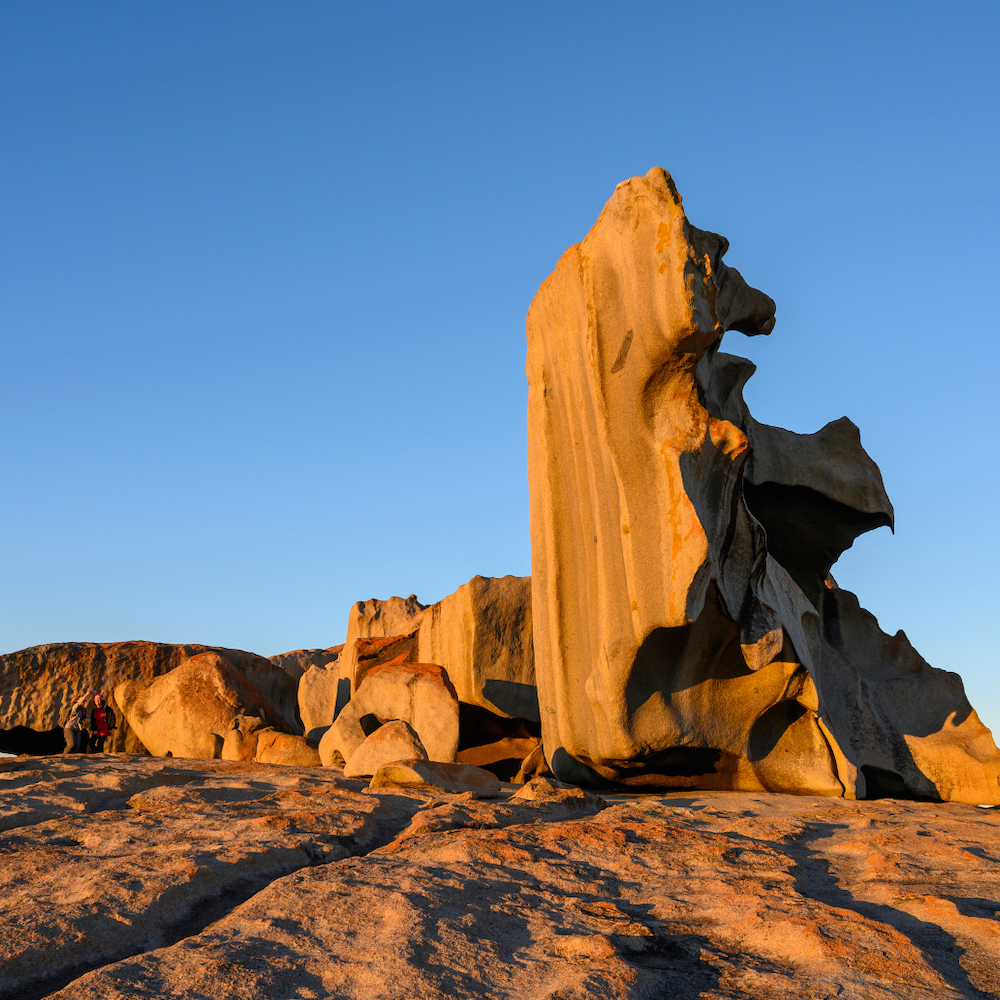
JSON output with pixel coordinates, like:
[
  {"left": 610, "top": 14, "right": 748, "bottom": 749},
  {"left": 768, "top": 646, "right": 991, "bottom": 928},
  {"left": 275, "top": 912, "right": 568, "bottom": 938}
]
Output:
[
  {"left": 221, "top": 715, "right": 270, "bottom": 762},
  {"left": 511, "top": 776, "right": 606, "bottom": 810},
  {"left": 368, "top": 759, "right": 502, "bottom": 798},
  {"left": 321, "top": 660, "right": 458, "bottom": 767},
  {"left": 512, "top": 743, "right": 550, "bottom": 785},
  {"left": 343, "top": 720, "right": 427, "bottom": 778},
  {"left": 254, "top": 731, "right": 321, "bottom": 767}
]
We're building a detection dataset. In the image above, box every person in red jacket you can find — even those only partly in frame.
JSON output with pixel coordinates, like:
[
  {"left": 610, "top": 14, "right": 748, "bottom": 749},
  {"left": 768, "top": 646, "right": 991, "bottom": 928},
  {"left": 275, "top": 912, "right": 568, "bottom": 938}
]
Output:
[{"left": 88, "top": 693, "right": 116, "bottom": 753}]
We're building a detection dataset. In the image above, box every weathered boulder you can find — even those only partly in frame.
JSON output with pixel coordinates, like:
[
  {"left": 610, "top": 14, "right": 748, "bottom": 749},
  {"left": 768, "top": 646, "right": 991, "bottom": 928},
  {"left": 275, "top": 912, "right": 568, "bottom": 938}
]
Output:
[
  {"left": 511, "top": 776, "right": 605, "bottom": 811},
  {"left": 336, "top": 575, "right": 536, "bottom": 721},
  {"left": 512, "top": 742, "right": 549, "bottom": 785},
  {"left": 0, "top": 641, "right": 298, "bottom": 754},
  {"left": 526, "top": 167, "right": 1000, "bottom": 802},
  {"left": 344, "top": 595, "right": 428, "bottom": 649},
  {"left": 343, "top": 720, "right": 428, "bottom": 778},
  {"left": 330, "top": 596, "right": 426, "bottom": 713},
  {"left": 368, "top": 759, "right": 502, "bottom": 798},
  {"left": 115, "top": 652, "right": 284, "bottom": 760},
  {"left": 254, "top": 730, "right": 321, "bottom": 767},
  {"left": 296, "top": 644, "right": 352, "bottom": 742},
  {"left": 320, "top": 661, "right": 459, "bottom": 767}
]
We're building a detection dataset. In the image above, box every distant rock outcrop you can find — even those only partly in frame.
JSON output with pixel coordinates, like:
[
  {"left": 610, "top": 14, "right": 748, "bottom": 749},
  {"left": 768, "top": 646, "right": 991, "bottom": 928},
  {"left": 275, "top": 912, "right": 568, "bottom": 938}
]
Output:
[
  {"left": 526, "top": 167, "right": 1000, "bottom": 802},
  {"left": 0, "top": 641, "right": 298, "bottom": 754},
  {"left": 270, "top": 645, "right": 343, "bottom": 683}
]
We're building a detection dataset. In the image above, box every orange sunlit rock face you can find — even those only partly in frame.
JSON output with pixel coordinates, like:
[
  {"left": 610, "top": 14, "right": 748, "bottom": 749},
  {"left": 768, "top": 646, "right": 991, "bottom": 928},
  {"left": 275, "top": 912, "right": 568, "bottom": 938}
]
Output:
[{"left": 527, "top": 167, "right": 1000, "bottom": 802}]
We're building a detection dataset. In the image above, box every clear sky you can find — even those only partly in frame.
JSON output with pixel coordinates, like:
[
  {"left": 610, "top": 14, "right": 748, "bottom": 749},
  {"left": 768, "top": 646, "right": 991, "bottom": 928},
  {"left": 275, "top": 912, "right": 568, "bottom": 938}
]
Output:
[{"left": 2, "top": 4, "right": 998, "bottom": 732}]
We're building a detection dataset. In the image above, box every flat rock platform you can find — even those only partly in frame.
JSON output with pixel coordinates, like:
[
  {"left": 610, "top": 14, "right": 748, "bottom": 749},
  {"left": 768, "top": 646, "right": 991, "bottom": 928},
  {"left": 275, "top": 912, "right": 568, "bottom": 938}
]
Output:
[{"left": 2, "top": 755, "right": 998, "bottom": 999}]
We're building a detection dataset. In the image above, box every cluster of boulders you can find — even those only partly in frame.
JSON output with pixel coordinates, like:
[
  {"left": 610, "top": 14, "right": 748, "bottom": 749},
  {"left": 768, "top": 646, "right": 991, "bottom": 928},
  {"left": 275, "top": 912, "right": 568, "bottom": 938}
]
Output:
[
  {"left": 0, "top": 575, "right": 540, "bottom": 794},
  {"left": 0, "top": 640, "right": 297, "bottom": 755}
]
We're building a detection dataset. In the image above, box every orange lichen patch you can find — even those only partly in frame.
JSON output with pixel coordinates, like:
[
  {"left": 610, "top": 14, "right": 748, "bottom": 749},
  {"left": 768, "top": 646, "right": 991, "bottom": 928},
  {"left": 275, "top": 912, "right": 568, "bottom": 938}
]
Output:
[
  {"left": 350, "top": 633, "right": 421, "bottom": 690},
  {"left": 654, "top": 221, "right": 673, "bottom": 257},
  {"left": 366, "top": 661, "right": 451, "bottom": 686},
  {"left": 707, "top": 417, "right": 749, "bottom": 459},
  {"left": 354, "top": 636, "right": 416, "bottom": 660}
]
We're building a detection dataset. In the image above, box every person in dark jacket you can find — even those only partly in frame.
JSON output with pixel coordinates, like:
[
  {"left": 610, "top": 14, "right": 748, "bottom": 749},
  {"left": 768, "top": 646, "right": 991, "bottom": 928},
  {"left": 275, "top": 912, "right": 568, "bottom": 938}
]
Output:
[
  {"left": 88, "top": 693, "right": 116, "bottom": 753},
  {"left": 62, "top": 697, "right": 89, "bottom": 754}
]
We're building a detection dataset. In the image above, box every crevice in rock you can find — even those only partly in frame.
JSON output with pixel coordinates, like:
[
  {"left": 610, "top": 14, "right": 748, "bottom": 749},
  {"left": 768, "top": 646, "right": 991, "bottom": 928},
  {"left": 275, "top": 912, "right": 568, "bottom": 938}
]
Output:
[{"left": 0, "top": 725, "right": 64, "bottom": 755}]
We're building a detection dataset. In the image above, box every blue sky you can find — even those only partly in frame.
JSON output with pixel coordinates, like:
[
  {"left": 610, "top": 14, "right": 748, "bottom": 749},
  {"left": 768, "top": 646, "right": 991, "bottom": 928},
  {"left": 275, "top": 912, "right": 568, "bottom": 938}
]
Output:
[{"left": 2, "top": 3, "right": 998, "bottom": 732}]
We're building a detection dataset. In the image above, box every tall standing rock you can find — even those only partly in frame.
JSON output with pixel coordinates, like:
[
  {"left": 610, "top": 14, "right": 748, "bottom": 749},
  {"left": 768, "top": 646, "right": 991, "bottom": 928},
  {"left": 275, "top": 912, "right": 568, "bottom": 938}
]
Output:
[{"left": 526, "top": 167, "right": 1000, "bottom": 802}]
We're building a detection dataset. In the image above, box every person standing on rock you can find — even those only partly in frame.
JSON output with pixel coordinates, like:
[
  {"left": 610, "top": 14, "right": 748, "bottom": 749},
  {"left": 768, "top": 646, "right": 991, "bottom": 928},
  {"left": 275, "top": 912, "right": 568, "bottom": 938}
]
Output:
[
  {"left": 88, "top": 693, "right": 116, "bottom": 753},
  {"left": 62, "top": 696, "right": 89, "bottom": 754}
]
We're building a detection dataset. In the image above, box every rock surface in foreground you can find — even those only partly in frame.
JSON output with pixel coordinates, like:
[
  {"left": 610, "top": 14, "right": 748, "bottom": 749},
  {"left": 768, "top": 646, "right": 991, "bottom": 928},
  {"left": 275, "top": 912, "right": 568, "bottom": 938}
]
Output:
[{"left": 2, "top": 756, "right": 999, "bottom": 999}]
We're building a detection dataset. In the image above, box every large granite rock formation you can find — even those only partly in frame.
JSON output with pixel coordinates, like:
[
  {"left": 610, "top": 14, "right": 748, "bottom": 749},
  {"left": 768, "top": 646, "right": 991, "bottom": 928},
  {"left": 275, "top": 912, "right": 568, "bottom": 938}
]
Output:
[
  {"left": 0, "top": 641, "right": 299, "bottom": 754},
  {"left": 301, "top": 576, "right": 537, "bottom": 777},
  {"left": 328, "top": 575, "right": 536, "bottom": 722},
  {"left": 526, "top": 167, "right": 1000, "bottom": 803},
  {"left": 319, "top": 660, "right": 459, "bottom": 767}
]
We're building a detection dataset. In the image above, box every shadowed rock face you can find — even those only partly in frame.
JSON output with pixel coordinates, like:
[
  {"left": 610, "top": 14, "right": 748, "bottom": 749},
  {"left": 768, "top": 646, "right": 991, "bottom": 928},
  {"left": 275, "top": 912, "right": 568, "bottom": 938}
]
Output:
[{"left": 526, "top": 167, "right": 1000, "bottom": 802}]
